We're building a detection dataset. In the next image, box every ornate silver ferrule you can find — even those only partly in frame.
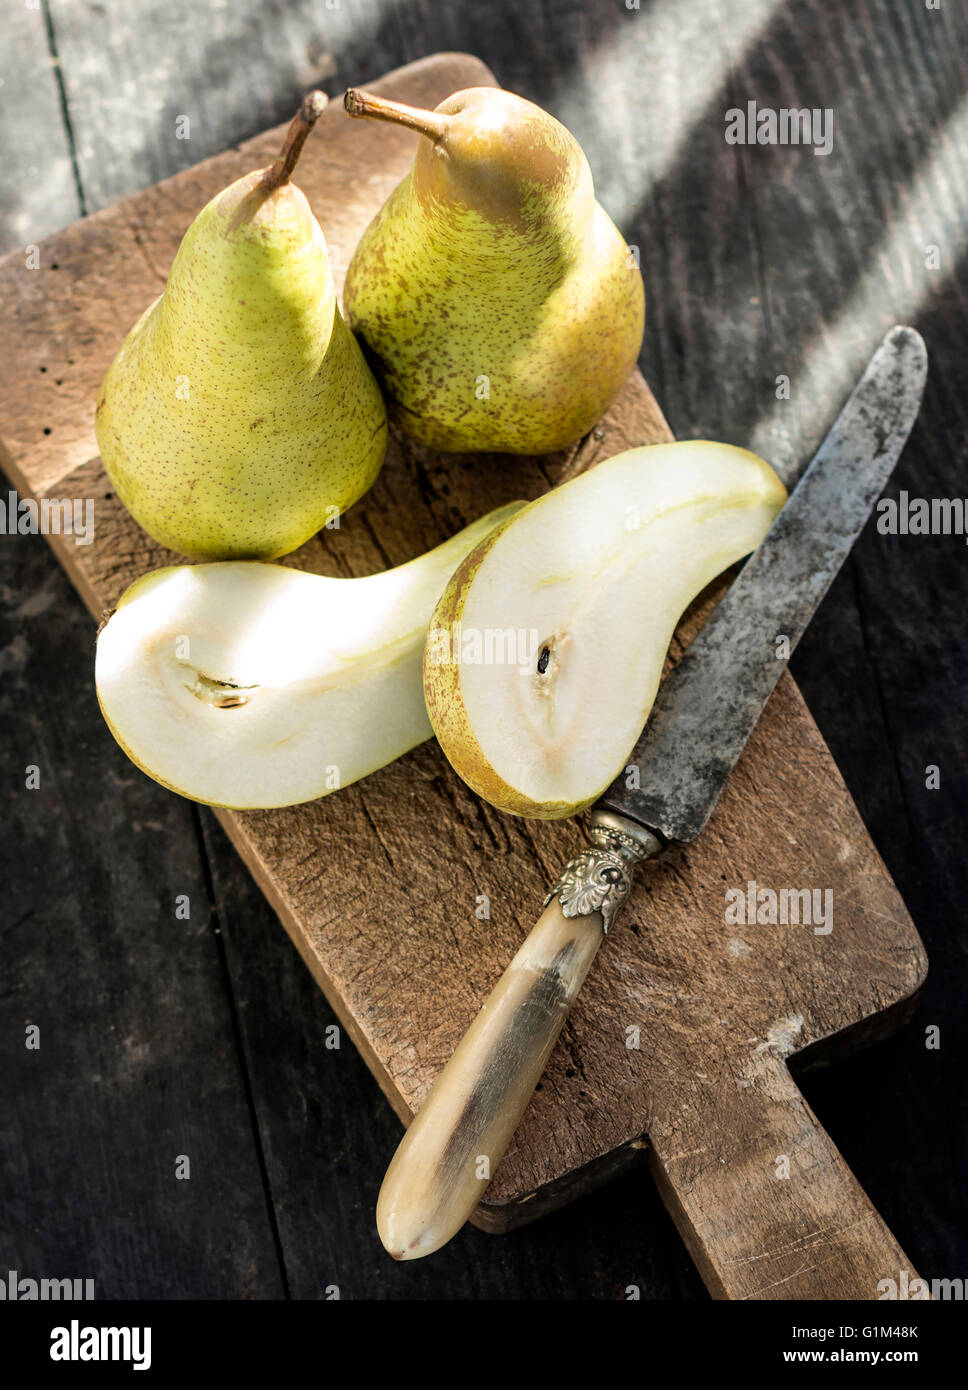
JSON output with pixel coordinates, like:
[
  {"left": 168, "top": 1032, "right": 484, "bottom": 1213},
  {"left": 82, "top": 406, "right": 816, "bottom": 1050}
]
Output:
[{"left": 543, "top": 809, "right": 663, "bottom": 935}]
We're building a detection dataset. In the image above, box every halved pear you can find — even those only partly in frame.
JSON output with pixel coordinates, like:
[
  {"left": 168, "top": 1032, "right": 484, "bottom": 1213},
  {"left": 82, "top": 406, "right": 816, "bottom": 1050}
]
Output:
[
  {"left": 96, "top": 503, "right": 523, "bottom": 809},
  {"left": 423, "top": 442, "right": 787, "bottom": 819}
]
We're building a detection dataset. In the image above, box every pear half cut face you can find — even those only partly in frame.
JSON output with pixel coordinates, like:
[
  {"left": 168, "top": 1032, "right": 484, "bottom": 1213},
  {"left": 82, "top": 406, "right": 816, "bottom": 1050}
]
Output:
[
  {"left": 424, "top": 442, "right": 788, "bottom": 820},
  {"left": 95, "top": 504, "right": 523, "bottom": 809}
]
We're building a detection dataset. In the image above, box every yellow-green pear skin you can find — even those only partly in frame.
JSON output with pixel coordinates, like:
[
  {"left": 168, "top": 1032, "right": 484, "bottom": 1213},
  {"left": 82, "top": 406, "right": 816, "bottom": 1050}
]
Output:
[
  {"left": 424, "top": 442, "right": 788, "bottom": 820},
  {"left": 95, "top": 94, "right": 387, "bottom": 561},
  {"left": 423, "top": 514, "right": 545, "bottom": 805},
  {"left": 343, "top": 86, "right": 644, "bottom": 455}
]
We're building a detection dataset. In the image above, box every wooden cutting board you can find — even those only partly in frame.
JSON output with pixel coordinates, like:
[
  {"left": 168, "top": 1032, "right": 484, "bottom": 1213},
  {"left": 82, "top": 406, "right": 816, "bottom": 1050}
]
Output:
[{"left": 0, "top": 52, "right": 928, "bottom": 1299}]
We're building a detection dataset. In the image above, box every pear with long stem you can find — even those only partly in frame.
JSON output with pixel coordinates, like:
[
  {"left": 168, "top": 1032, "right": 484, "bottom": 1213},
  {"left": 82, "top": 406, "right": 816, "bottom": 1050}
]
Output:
[
  {"left": 342, "top": 86, "right": 645, "bottom": 455},
  {"left": 95, "top": 92, "right": 388, "bottom": 561}
]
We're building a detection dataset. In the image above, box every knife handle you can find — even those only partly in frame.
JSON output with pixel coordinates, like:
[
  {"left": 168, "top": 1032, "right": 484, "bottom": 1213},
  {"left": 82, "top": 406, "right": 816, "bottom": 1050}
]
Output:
[
  {"left": 377, "top": 812, "right": 661, "bottom": 1259},
  {"left": 378, "top": 894, "right": 603, "bottom": 1259}
]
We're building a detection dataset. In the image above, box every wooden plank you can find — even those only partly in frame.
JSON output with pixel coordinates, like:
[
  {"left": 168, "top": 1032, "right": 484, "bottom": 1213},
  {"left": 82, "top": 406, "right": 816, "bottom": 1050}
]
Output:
[
  {"left": 0, "top": 50, "right": 929, "bottom": 1294},
  {"left": 45, "top": 0, "right": 387, "bottom": 213},
  {"left": 0, "top": 3, "right": 81, "bottom": 253},
  {"left": 667, "top": 0, "right": 968, "bottom": 1277},
  {"left": 0, "top": 531, "right": 286, "bottom": 1298}
]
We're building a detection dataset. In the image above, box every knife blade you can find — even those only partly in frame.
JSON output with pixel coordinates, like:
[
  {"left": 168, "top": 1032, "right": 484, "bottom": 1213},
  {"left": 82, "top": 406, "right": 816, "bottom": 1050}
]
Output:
[
  {"left": 375, "top": 326, "right": 927, "bottom": 1262},
  {"left": 598, "top": 324, "right": 929, "bottom": 843}
]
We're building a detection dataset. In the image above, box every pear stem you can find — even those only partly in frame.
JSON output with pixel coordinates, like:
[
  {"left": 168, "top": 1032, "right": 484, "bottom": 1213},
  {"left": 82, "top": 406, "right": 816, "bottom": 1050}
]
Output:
[
  {"left": 263, "top": 90, "right": 329, "bottom": 190},
  {"left": 343, "top": 88, "right": 447, "bottom": 141}
]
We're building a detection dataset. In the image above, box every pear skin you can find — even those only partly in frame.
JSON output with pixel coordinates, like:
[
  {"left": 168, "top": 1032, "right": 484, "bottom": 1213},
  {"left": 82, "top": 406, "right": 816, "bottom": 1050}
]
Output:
[
  {"left": 343, "top": 86, "right": 644, "bottom": 455},
  {"left": 95, "top": 93, "right": 388, "bottom": 561}
]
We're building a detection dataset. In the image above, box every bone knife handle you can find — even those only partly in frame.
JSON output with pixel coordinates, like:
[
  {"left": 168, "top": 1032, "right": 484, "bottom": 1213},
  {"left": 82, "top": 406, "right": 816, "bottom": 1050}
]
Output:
[{"left": 376, "top": 811, "right": 661, "bottom": 1259}]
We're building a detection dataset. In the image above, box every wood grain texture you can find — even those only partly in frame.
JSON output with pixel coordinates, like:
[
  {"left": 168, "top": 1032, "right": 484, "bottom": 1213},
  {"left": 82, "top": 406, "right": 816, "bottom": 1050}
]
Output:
[
  {"left": 0, "top": 521, "right": 287, "bottom": 1299},
  {"left": 714, "top": 0, "right": 968, "bottom": 1286},
  {"left": 0, "top": 46, "right": 932, "bottom": 1296},
  {"left": 0, "top": 3, "right": 82, "bottom": 249}
]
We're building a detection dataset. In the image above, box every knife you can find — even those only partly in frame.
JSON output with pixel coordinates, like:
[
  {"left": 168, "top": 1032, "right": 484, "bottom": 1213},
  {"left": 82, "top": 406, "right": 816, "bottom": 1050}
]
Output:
[{"left": 377, "top": 325, "right": 928, "bottom": 1262}]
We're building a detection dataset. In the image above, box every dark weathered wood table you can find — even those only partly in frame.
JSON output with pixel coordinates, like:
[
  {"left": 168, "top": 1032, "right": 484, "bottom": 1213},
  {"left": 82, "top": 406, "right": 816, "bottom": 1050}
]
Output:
[{"left": 1, "top": 0, "right": 965, "bottom": 1300}]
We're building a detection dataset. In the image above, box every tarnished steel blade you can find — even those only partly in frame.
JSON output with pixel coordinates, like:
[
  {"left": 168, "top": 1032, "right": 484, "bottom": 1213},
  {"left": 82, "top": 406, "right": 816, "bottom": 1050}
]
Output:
[{"left": 597, "top": 325, "right": 928, "bottom": 844}]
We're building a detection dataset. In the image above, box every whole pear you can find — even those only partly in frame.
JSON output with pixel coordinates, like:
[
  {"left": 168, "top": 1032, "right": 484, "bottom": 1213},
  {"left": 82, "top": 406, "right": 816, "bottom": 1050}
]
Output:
[
  {"left": 95, "top": 92, "right": 388, "bottom": 561},
  {"left": 342, "top": 86, "right": 645, "bottom": 455}
]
